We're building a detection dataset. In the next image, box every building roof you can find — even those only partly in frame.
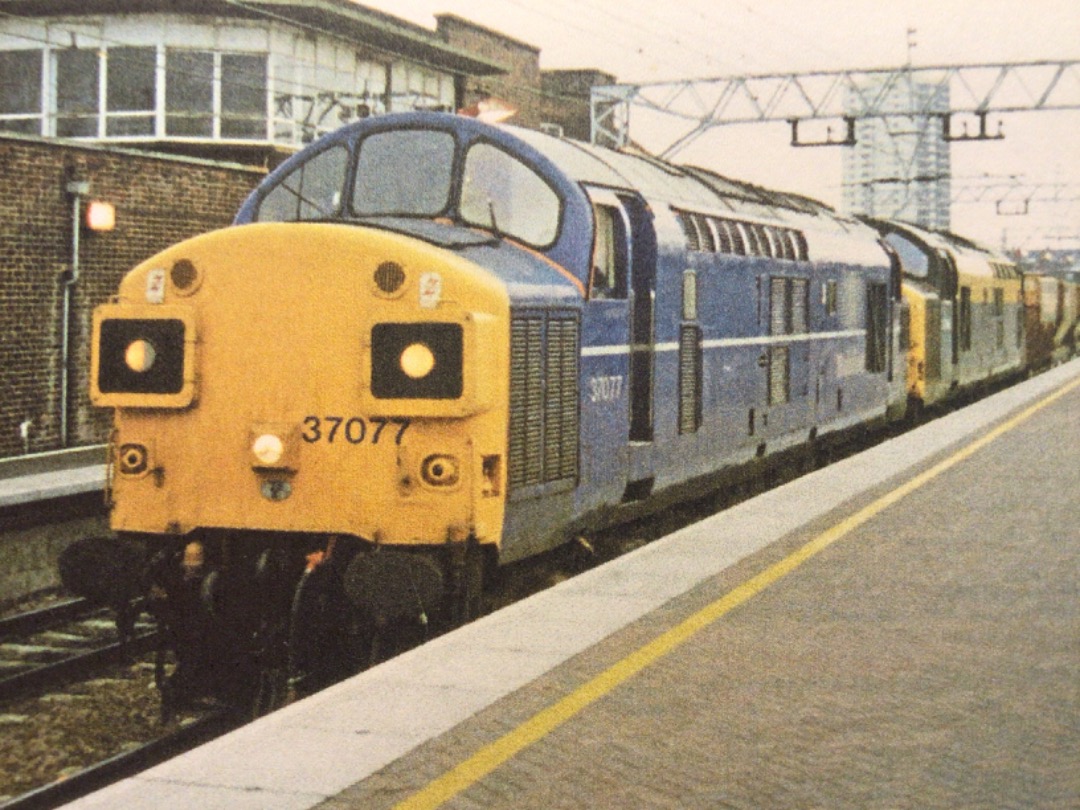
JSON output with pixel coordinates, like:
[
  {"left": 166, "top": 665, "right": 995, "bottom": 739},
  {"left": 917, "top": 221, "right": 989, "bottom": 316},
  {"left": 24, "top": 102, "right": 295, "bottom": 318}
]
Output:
[
  {"left": 436, "top": 13, "right": 540, "bottom": 55},
  {"left": 0, "top": 0, "right": 506, "bottom": 76}
]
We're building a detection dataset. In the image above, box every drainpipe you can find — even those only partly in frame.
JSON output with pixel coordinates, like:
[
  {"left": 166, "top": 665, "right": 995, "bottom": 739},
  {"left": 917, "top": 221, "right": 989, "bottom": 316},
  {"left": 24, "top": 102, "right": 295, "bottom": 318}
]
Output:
[
  {"left": 61, "top": 179, "right": 89, "bottom": 448},
  {"left": 20, "top": 420, "right": 32, "bottom": 455}
]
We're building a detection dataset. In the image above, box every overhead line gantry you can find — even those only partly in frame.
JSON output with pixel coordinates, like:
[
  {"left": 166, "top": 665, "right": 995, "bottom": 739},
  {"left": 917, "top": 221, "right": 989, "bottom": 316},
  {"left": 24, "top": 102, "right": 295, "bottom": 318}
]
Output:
[{"left": 591, "top": 60, "right": 1080, "bottom": 158}]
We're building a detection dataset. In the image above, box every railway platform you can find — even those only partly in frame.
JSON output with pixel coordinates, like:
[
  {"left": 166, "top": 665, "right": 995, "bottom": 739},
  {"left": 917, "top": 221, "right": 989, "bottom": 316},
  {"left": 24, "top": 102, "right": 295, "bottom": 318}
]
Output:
[
  {"left": 0, "top": 447, "right": 107, "bottom": 603},
  {"left": 68, "top": 360, "right": 1080, "bottom": 809},
  {"left": 0, "top": 446, "right": 105, "bottom": 510}
]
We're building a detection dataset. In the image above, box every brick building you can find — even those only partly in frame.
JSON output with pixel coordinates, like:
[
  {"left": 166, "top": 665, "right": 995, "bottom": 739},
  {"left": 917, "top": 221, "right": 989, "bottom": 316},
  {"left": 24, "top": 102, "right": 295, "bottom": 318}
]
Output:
[
  {"left": 0, "top": 0, "right": 613, "bottom": 161},
  {"left": 0, "top": 135, "right": 263, "bottom": 458},
  {"left": 436, "top": 15, "right": 615, "bottom": 140},
  {"left": 539, "top": 69, "right": 619, "bottom": 141},
  {"left": 0, "top": 0, "right": 504, "bottom": 166}
]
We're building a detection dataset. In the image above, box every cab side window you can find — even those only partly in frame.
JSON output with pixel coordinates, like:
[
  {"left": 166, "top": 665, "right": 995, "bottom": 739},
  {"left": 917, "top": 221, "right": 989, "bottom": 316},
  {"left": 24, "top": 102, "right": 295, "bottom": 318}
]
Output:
[
  {"left": 256, "top": 144, "right": 348, "bottom": 222},
  {"left": 590, "top": 204, "right": 627, "bottom": 300}
]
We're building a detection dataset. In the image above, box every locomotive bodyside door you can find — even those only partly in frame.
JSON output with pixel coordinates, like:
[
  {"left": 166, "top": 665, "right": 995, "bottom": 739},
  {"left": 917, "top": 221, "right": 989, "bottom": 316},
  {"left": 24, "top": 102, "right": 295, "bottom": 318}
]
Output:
[
  {"left": 621, "top": 192, "right": 658, "bottom": 495},
  {"left": 578, "top": 187, "right": 657, "bottom": 508}
]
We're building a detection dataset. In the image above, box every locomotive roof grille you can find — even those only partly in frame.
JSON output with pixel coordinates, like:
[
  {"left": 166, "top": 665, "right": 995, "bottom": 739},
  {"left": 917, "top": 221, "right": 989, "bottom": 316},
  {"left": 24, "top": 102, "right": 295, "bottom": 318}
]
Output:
[{"left": 674, "top": 208, "right": 808, "bottom": 262}]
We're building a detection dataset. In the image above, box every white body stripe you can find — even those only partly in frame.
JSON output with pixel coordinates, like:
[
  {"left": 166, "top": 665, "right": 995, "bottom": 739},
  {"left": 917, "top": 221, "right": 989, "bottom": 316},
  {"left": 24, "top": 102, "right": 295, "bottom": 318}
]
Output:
[{"left": 581, "top": 329, "right": 865, "bottom": 357}]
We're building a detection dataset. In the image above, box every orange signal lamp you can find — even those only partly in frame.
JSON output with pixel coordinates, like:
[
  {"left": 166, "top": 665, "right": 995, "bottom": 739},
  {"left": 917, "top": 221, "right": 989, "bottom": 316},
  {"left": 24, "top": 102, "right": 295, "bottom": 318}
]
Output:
[{"left": 86, "top": 200, "right": 116, "bottom": 232}]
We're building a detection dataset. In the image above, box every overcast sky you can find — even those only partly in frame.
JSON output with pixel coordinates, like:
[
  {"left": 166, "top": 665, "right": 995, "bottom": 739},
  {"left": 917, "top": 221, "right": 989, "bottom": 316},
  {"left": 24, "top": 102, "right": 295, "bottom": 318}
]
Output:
[{"left": 363, "top": 0, "right": 1079, "bottom": 251}]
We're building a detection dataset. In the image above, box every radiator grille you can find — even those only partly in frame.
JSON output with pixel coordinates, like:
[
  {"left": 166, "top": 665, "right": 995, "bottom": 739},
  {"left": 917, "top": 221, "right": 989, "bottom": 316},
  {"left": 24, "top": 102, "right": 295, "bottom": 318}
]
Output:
[
  {"left": 509, "top": 313, "right": 579, "bottom": 490},
  {"left": 865, "top": 282, "right": 889, "bottom": 373},
  {"left": 770, "top": 276, "right": 808, "bottom": 336},
  {"left": 791, "top": 279, "right": 808, "bottom": 333},
  {"left": 678, "top": 324, "right": 702, "bottom": 434},
  {"left": 925, "top": 300, "right": 942, "bottom": 381},
  {"left": 770, "top": 278, "right": 788, "bottom": 334},
  {"left": 544, "top": 318, "right": 580, "bottom": 481},
  {"left": 768, "top": 346, "right": 790, "bottom": 405}
]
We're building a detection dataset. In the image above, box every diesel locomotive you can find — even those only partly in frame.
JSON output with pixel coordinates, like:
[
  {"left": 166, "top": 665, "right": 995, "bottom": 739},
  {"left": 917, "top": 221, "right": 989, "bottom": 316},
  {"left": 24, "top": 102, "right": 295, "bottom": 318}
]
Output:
[
  {"left": 864, "top": 218, "right": 1024, "bottom": 411},
  {"left": 65, "top": 111, "right": 1045, "bottom": 709}
]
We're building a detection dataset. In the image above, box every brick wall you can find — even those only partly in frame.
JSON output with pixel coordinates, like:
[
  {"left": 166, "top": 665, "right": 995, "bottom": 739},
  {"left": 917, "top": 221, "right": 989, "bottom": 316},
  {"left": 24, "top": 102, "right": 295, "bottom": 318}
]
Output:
[
  {"left": 437, "top": 15, "right": 545, "bottom": 127},
  {"left": 0, "top": 135, "right": 263, "bottom": 459},
  {"left": 436, "top": 16, "right": 614, "bottom": 142},
  {"left": 540, "top": 69, "right": 617, "bottom": 141}
]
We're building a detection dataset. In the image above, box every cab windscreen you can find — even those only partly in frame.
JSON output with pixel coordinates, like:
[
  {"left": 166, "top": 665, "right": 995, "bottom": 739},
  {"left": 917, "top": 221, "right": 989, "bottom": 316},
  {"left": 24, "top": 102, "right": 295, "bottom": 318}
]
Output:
[
  {"left": 371, "top": 323, "right": 463, "bottom": 399},
  {"left": 98, "top": 319, "right": 186, "bottom": 394}
]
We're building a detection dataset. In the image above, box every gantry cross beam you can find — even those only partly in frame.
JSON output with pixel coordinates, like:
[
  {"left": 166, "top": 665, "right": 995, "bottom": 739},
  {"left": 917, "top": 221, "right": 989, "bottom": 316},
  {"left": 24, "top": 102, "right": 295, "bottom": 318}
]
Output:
[{"left": 591, "top": 60, "right": 1080, "bottom": 158}]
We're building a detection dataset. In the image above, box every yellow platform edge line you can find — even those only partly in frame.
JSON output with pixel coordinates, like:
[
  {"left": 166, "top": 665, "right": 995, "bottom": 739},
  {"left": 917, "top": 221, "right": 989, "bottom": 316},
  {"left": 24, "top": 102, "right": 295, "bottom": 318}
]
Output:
[{"left": 396, "top": 375, "right": 1080, "bottom": 810}]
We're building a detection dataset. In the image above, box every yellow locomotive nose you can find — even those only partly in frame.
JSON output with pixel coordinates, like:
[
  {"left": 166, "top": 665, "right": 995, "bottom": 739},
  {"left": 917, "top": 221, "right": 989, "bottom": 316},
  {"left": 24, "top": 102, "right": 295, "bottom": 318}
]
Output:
[{"left": 96, "top": 223, "right": 509, "bottom": 548}]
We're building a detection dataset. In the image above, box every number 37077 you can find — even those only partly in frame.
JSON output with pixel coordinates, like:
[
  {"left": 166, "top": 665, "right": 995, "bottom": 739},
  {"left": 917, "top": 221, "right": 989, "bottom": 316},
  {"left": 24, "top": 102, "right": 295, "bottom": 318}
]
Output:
[{"left": 301, "top": 416, "right": 410, "bottom": 445}]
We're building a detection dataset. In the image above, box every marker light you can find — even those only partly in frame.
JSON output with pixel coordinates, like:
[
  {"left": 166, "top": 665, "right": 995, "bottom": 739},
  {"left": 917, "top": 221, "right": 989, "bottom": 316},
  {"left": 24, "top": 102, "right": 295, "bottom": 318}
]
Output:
[
  {"left": 252, "top": 434, "right": 285, "bottom": 466},
  {"left": 124, "top": 339, "right": 156, "bottom": 373},
  {"left": 400, "top": 342, "right": 436, "bottom": 379}
]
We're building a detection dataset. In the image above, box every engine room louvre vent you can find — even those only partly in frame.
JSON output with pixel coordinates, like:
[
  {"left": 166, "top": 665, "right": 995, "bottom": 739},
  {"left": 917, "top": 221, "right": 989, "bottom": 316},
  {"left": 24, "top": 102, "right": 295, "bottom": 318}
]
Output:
[
  {"left": 509, "top": 312, "right": 580, "bottom": 490},
  {"left": 675, "top": 211, "right": 701, "bottom": 252},
  {"left": 924, "top": 300, "right": 942, "bottom": 381},
  {"left": 673, "top": 207, "right": 808, "bottom": 262}
]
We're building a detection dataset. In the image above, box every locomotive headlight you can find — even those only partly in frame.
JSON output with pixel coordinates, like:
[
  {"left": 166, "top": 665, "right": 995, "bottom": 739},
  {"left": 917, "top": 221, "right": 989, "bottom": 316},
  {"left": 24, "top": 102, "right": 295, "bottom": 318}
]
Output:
[
  {"left": 124, "top": 339, "right": 157, "bottom": 373},
  {"left": 371, "top": 323, "right": 463, "bottom": 400},
  {"left": 400, "top": 343, "right": 436, "bottom": 379},
  {"left": 252, "top": 433, "right": 285, "bottom": 466}
]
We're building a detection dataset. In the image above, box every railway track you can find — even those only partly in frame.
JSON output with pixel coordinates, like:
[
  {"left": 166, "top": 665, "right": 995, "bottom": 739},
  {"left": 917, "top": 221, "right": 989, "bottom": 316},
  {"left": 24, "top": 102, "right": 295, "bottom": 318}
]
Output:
[
  {"left": 1, "top": 709, "right": 238, "bottom": 810},
  {"left": 0, "top": 599, "right": 157, "bottom": 704},
  {"left": 0, "top": 597, "right": 87, "bottom": 637},
  {"left": 0, "top": 447, "right": 811, "bottom": 805},
  {"left": 0, "top": 598, "right": 235, "bottom": 808}
]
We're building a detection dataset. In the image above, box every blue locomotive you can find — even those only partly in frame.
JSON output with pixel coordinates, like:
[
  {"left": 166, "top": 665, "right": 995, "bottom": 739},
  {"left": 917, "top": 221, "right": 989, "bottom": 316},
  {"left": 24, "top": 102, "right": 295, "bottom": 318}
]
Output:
[{"left": 79, "top": 111, "right": 914, "bottom": 707}]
